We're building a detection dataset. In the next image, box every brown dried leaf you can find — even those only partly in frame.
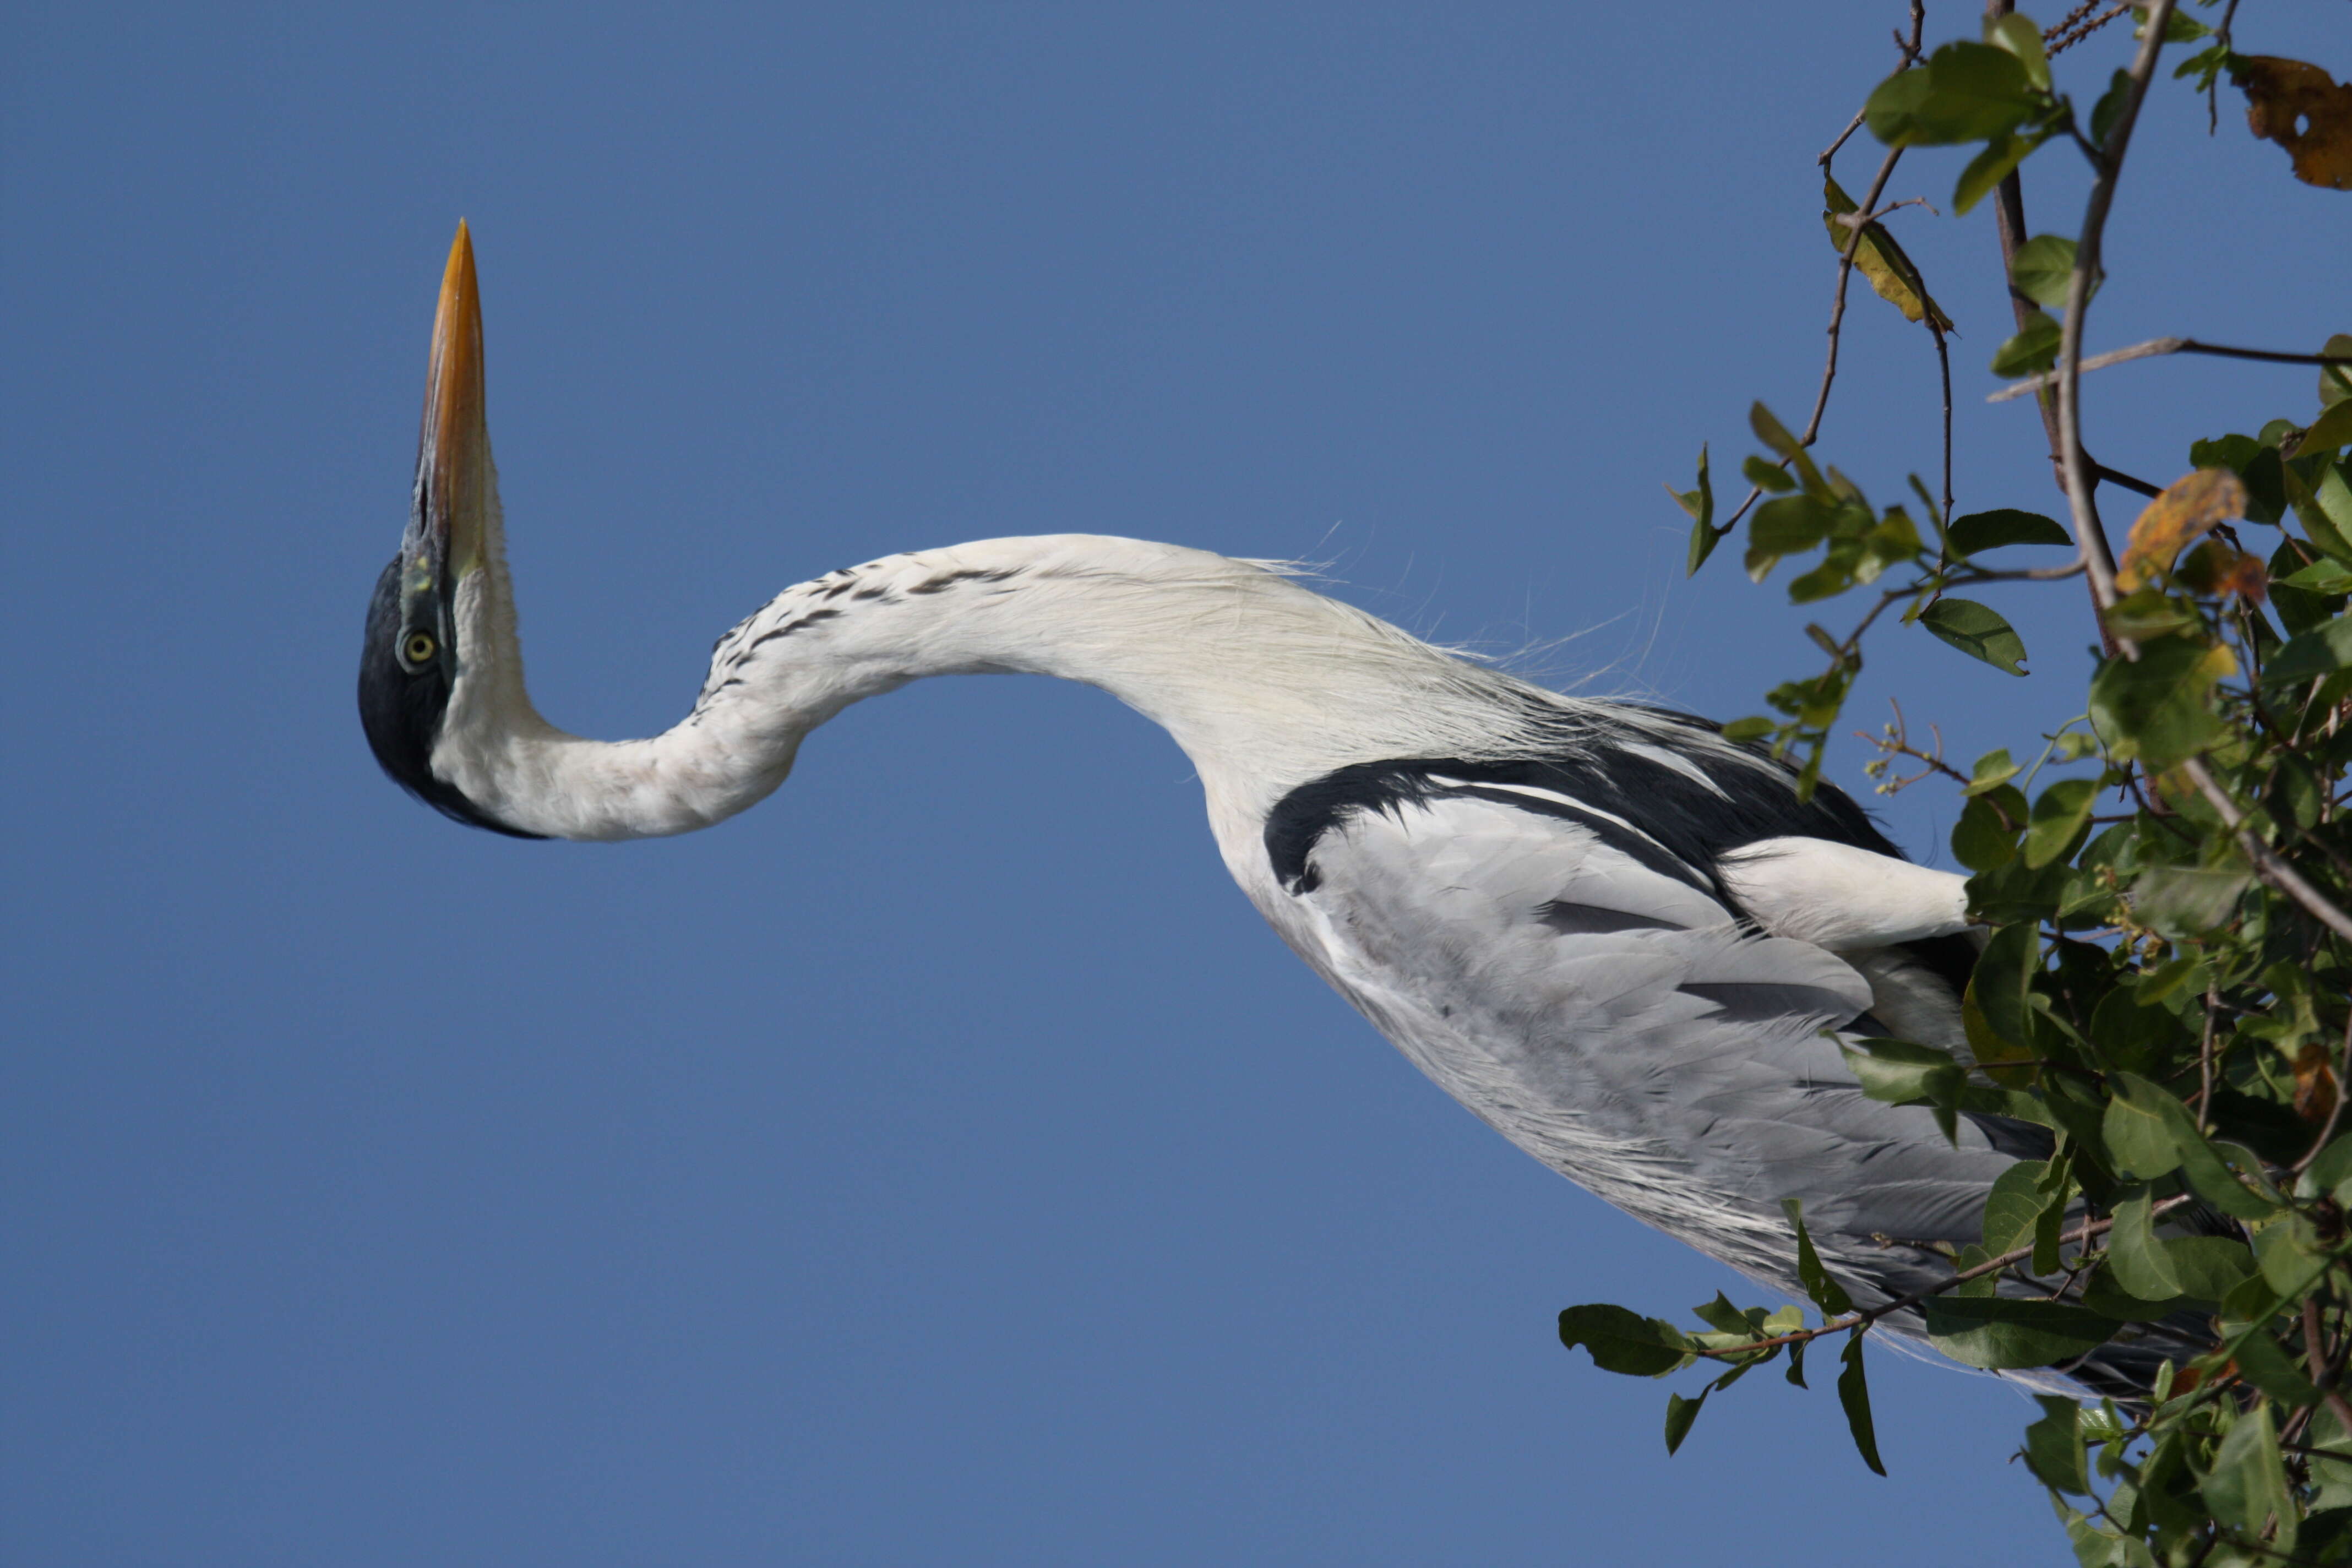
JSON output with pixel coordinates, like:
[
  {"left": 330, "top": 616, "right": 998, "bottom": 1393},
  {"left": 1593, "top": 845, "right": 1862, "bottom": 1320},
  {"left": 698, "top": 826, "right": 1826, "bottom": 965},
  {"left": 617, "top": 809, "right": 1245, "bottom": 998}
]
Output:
[
  {"left": 2212, "top": 547, "right": 2269, "bottom": 603},
  {"left": 2238, "top": 56, "right": 2352, "bottom": 192},
  {"left": 2116, "top": 470, "right": 2250, "bottom": 591},
  {"left": 2294, "top": 1041, "right": 2339, "bottom": 1125}
]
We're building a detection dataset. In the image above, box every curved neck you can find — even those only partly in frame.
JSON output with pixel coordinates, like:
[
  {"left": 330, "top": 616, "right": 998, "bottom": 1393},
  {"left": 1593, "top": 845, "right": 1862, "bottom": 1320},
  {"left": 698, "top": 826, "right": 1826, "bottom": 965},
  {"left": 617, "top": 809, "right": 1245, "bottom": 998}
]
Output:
[{"left": 433, "top": 533, "right": 1564, "bottom": 843}]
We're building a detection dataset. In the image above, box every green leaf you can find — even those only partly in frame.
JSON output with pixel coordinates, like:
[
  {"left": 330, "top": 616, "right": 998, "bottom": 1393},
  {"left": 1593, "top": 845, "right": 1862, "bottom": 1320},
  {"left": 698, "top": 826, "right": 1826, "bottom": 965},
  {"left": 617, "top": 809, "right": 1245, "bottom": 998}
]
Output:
[
  {"left": 2231, "top": 1326, "right": 2324, "bottom": 1407},
  {"left": 2088, "top": 638, "right": 2235, "bottom": 769},
  {"left": 2264, "top": 617, "right": 2352, "bottom": 685},
  {"left": 1785, "top": 558, "right": 1852, "bottom": 605},
  {"left": 2006, "top": 236, "right": 2079, "bottom": 312},
  {"left": 2081, "top": 1262, "right": 2177, "bottom": 1319},
  {"left": 1843, "top": 1038, "right": 1967, "bottom": 1107},
  {"left": 2104, "top": 1073, "right": 2277, "bottom": 1219},
  {"left": 1691, "top": 1292, "right": 1754, "bottom": 1337},
  {"left": 1663, "top": 1389, "right": 1706, "bottom": 1455},
  {"left": 2203, "top": 1403, "right": 2293, "bottom": 1545},
  {"left": 2103, "top": 1074, "right": 2184, "bottom": 1180},
  {"left": 1558, "top": 1304, "right": 1694, "bottom": 1376},
  {"left": 2307, "top": 1131, "right": 2352, "bottom": 1195},
  {"left": 1951, "top": 791, "right": 2019, "bottom": 873},
  {"left": 1674, "top": 447, "right": 1719, "bottom": 576},
  {"left": 2321, "top": 333, "right": 2352, "bottom": 411},
  {"left": 2089, "top": 69, "right": 2131, "bottom": 148},
  {"left": 2143, "top": 6, "right": 2211, "bottom": 45},
  {"left": 2294, "top": 462, "right": 2352, "bottom": 562},
  {"left": 1747, "top": 402, "right": 1823, "bottom": 492},
  {"left": 1990, "top": 311, "right": 2062, "bottom": 378},
  {"left": 1719, "top": 715, "right": 1774, "bottom": 744},
  {"left": 1981, "top": 1160, "right": 2056, "bottom": 1254},
  {"left": 2254, "top": 1216, "right": 2326, "bottom": 1298},
  {"left": 1970, "top": 922, "right": 2039, "bottom": 1047},
  {"left": 2268, "top": 753, "right": 2326, "bottom": 830},
  {"left": 1920, "top": 598, "right": 2029, "bottom": 674},
  {"left": 2135, "top": 953, "right": 2207, "bottom": 1007},
  {"left": 2131, "top": 859, "right": 2251, "bottom": 937},
  {"left": 1921, "top": 1295, "right": 2115, "bottom": 1369},
  {"left": 1843, "top": 1039, "right": 1963, "bottom": 1144},
  {"left": 1746, "top": 495, "right": 1831, "bottom": 581},
  {"left": 2303, "top": 398, "right": 2352, "bottom": 454},
  {"left": 2023, "top": 1395, "right": 2090, "bottom": 1494},
  {"left": 1781, "top": 1197, "right": 1853, "bottom": 1316},
  {"left": 1948, "top": 507, "right": 2073, "bottom": 555},
  {"left": 2280, "top": 557, "right": 2352, "bottom": 594},
  {"left": 1962, "top": 748, "right": 2021, "bottom": 796},
  {"left": 1966, "top": 854, "right": 2071, "bottom": 928},
  {"left": 1954, "top": 130, "right": 2041, "bottom": 216},
  {"left": 1912, "top": 41, "right": 2041, "bottom": 144},
  {"left": 1740, "top": 454, "right": 1794, "bottom": 494},
  {"left": 1983, "top": 12, "right": 2050, "bottom": 91},
  {"left": 2023, "top": 777, "right": 2100, "bottom": 869},
  {"left": 2165, "top": 1236, "right": 2256, "bottom": 1302},
  {"left": 1863, "top": 67, "right": 1932, "bottom": 145},
  {"left": 2106, "top": 1189, "right": 2184, "bottom": 1301},
  {"left": 1836, "top": 1331, "right": 1886, "bottom": 1476}
]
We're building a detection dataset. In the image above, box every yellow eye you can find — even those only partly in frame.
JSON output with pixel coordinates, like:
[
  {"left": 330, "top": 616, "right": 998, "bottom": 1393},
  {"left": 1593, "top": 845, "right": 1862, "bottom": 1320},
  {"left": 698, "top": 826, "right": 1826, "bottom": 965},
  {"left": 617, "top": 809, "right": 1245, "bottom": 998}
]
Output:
[{"left": 404, "top": 631, "right": 437, "bottom": 665}]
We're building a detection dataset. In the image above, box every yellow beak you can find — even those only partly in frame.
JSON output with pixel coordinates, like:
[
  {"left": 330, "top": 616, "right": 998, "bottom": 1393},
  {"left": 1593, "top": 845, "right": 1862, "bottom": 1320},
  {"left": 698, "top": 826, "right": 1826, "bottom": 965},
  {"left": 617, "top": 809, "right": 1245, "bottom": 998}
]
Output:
[{"left": 416, "top": 219, "right": 488, "bottom": 582}]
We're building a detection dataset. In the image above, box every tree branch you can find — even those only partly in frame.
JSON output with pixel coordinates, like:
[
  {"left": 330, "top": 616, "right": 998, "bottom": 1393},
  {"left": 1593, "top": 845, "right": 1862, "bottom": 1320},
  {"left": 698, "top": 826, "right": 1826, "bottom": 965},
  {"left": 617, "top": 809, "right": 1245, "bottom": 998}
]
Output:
[
  {"left": 1687, "top": 1194, "right": 2199, "bottom": 1360},
  {"left": 2053, "top": 0, "right": 2175, "bottom": 608},
  {"left": 2174, "top": 757, "right": 2352, "bottom": 944},
  {"left": 1984, "top": 0, "right": 2120, "bottom": 649},
  {"left": 1989, "top": 336, "right": 2352, "bottom": 403}
]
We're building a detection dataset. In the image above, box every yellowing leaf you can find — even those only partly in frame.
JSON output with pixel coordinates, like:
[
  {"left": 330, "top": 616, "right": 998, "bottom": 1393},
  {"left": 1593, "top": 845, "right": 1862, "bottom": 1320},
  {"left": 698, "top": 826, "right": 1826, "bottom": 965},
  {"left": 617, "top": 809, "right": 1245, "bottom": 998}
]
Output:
[
  {"left": 2115, "top": 470, "right": 2248, "bottom": 590},
  {"left": 1822, "top": 177, "right": 1955, "bottom": 332},
  {"left": 2237, "top": 56, "right": 2352, "bottom": 192}
]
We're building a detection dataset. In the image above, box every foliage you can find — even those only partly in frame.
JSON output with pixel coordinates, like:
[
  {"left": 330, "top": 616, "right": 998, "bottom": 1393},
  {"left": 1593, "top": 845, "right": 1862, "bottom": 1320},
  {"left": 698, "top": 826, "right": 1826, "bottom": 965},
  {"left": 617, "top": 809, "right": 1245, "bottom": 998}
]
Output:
[{"left": 1609, "top": 4, "right": 2352, "bottom": 1561}]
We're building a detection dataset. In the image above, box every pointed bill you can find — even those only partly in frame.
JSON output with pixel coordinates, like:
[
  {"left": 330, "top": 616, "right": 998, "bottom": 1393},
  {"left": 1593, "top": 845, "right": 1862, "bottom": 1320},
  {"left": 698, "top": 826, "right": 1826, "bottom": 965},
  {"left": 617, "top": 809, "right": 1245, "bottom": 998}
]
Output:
[{"left": 403, "top": 221, "right": 489, "bottom": 622}]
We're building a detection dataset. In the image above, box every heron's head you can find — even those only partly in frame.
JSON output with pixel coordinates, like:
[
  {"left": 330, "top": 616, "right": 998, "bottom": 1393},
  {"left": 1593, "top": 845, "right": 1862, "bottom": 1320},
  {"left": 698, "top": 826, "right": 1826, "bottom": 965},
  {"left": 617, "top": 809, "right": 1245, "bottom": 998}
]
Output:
[{"left": 357, "top": 222, "right": 543, "bottom": 837}]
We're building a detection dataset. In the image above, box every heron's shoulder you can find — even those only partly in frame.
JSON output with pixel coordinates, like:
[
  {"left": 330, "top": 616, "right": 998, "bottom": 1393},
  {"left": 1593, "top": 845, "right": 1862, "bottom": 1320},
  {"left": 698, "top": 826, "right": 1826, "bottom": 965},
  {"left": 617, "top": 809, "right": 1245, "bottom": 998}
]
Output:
[{"left": 1261, "top": 706, "right": 1896, "bottom": 899}]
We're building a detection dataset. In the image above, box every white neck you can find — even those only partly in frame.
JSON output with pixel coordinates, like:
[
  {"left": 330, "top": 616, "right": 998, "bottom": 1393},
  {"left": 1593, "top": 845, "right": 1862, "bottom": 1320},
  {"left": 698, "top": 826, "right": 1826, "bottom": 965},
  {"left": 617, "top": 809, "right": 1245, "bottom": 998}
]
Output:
[{"left": 434, "top": 530, "right": 1577, "bottom": 847}]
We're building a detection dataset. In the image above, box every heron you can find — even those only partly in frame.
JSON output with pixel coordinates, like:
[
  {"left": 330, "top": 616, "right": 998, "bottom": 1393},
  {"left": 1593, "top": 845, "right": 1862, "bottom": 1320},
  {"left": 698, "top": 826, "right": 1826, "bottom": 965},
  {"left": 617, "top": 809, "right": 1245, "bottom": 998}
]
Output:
[{"left": 361, "top": 224, "right": 2176, "bottom": 1397}]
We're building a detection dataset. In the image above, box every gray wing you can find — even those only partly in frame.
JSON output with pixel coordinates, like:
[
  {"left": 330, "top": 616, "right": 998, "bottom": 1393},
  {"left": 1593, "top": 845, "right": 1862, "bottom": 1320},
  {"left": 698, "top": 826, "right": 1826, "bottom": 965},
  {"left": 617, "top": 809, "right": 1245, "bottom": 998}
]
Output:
[{"left": 1273, "top": 787, "right": 2015, "bottom": 1305}]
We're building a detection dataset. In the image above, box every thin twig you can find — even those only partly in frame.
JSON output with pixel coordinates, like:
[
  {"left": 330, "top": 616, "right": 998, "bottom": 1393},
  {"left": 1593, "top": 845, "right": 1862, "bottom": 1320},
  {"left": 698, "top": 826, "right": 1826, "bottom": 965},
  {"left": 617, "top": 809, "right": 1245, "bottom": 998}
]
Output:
[
  {"left": 2211, "top": 0, "right": 2243, "bottom": 135},
  {"left": 1793, "top": 0, "right": 1928, "bottom": 453},
  {"left": 1802, "top": 142, "right": 1908, "bottom": 449},
  {"left": 1931, "top": 315, "right": 1954, "bottom": 524},
  {"left": 1983, "top": 0, "right": 2120, "bottom": 651},
  {"left": 1958, "top": 562, "right": 2089, "bottom": 582},
  {"left": 1818, "top": 107, "right": 1869, "bottom": 169},
  {"left": 1687, "top": 1194, "right": 2201, "bottom": 1360},
  {"left": 1897, "top": 0, "right": 1926, "bottom": 69},
  {"left": 2095, "top": 464, "right": 2164, "bottom": 499},
  {"left": 2199, "top": 987, "right": 2220, "bottom": 1125},
  {"left": 1709, "top": 11, "right": 1932, "bottom": 560},
  {"left": 1989, "top": 336, "right": 2352, "bottom": 402},
  {"left": 1852, "top": 195, "right": 1937, "bottom": 226}
]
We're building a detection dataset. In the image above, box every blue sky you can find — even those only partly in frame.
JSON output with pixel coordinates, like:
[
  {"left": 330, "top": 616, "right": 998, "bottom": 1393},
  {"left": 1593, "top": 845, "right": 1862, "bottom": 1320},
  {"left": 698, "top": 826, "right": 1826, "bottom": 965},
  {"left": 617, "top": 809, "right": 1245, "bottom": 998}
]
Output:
[{"left": 6, "top": 3, "right": 2346, "bottom": 1564}]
